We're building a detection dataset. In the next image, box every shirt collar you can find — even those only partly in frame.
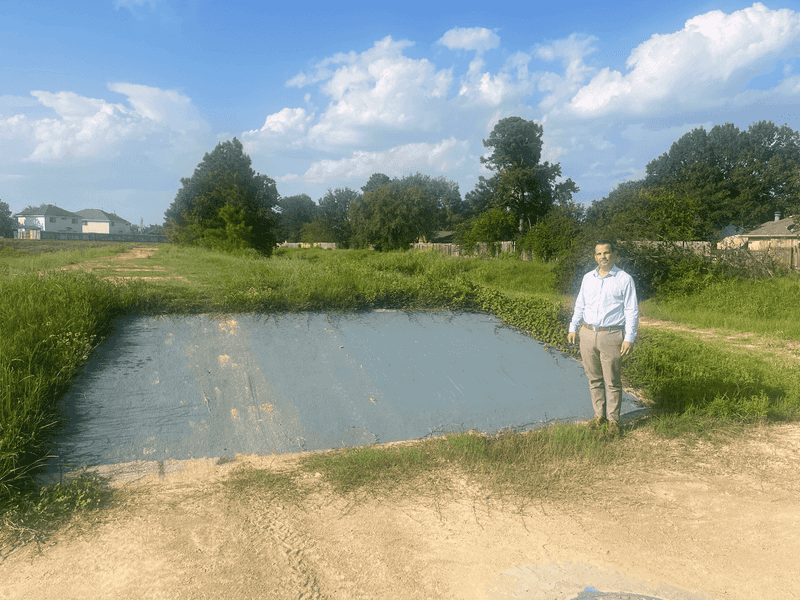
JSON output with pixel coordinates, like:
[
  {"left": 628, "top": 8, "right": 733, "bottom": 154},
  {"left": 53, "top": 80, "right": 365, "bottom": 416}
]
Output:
[{"left": 592, "top": 265, "right": 620, "bottom": 278}]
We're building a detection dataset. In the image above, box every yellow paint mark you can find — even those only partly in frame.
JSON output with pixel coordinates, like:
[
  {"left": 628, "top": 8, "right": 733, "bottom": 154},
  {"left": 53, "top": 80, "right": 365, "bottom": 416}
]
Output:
[
  {"left": 219, "top": 354, "right": 230, "bottom": 366},
  {"left": 231, "top": 408, "right": 238, "bottom": 420},
  {"left": 218, "top": 320, "right": 239, "bottom": 335},
  {"left": 259, "top": 403, "right": 274, "bottom": 413}
]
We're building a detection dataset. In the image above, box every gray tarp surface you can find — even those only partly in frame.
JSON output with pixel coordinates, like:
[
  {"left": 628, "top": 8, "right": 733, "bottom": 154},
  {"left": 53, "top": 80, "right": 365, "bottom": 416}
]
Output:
[{"left": 47, "top": 311, "right": 642, "bottom": 469}]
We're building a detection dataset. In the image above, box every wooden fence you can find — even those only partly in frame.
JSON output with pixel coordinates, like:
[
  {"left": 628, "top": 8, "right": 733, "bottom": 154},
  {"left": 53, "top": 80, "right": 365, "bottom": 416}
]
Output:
[{"left": 13, "top": 230, "right": 168, "bottom": 243}]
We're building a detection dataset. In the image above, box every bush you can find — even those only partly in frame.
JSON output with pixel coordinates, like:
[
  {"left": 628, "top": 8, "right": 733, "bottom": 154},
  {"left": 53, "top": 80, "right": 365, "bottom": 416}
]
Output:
[{"left": 520, "top": 206, "right": 585, "bottom": 262}]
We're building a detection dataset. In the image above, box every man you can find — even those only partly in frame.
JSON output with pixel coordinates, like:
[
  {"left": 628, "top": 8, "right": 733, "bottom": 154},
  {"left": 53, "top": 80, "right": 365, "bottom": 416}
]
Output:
[{"left": 567, "top": 241, "right": 638, "bottom": 434}]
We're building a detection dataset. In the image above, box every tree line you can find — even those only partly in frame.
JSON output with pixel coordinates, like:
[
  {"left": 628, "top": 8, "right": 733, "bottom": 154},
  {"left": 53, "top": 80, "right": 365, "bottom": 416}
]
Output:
[
  {"left": 162, "top": 118, "right": 800, "bottom": 262},
  {"left": 162, "top": 117, "right": 579, "bottom": 255}
]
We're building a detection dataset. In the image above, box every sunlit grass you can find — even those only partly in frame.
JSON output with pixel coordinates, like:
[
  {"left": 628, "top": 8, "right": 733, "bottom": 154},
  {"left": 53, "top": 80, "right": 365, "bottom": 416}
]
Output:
[
  {"left": 643, "top": 275, "right": 800, "bottom": 339},
  {"left": 2, "top": 240, "right": 800, "bottom": 532}
]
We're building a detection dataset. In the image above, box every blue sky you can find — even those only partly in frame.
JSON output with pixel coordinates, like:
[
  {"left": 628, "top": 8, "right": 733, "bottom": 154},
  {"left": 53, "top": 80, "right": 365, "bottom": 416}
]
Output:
[{"left": 3, "top": 1, "right": 800, "bottom": 227}]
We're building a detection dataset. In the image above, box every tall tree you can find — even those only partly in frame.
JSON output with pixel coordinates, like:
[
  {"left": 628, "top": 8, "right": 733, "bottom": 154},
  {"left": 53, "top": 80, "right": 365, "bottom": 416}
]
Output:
[
  {"left": 318, "top": 187, "right": 360, "bottom": 248},
  {"left": 0, "top": 200, "right": 15, "bottom": 232},
  {"left": 164, "top": 138, "right": 279, "bottom": 254},
  {"left": 361, "top": 173, "right": 392, "bottom": 194},
  {"left": 392, "top": 173, "right": 466, "bottom": 230},
  {"left": 276, "top": 194, "right": 317, "bottom": 243},
  {"left": 643, "top": 121, "right": 800, "bottom": 231},
  {"left": 472, "top": 117, "right": 578, "bottom": 229},
  {"left": 480, "top": 116, "right": 543, "bottom": 171},
  {"left": 350, "top": 184, "right": 437, "bottom": 251}
]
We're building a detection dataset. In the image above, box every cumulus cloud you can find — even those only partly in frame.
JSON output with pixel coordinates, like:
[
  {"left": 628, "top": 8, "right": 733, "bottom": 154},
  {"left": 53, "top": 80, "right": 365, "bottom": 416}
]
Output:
[
  {"left": 0, "top": 84, "right": 206, "bottom": 163},
  {"left": 109, "top": 83, "right": 202, "bottom": 132},
  {"left": 456, "top": 51, "right": 536, "bottom": 107},
  {"left": 438, "top": 27, "right": 500, "bottom": 53},
  {"left": 283, "top": 36, "right": 453, "bottom": 149},
  {"left": 302, "top": 138, "right": 469, "bottom": 183},
  {"left": 241, "top": 107, "right": 313, "bottom": 152},
  {"left": 565, "top": 3, "right": 800, "bottom": 118},
  {"left": 535, "top": 34, "right": 598, "bottom": 112}
]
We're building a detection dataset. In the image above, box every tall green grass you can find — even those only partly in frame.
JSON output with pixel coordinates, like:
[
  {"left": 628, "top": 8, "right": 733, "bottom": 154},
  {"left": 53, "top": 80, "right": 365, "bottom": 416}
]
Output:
[
  {"left": 644, "top": 275, "right": 800, "bottom": 339},
  {"left": 2, "top": 242, "right": 799, "bottom": 503},
  {"left": 0, "top": 271, "right": 137, "bottom": 496},
  {"left": 625, "top": 328, "right": 800, "bottom": 434},
  {"left": 0, "top": 242, "right": 133, "bottom": 276}
]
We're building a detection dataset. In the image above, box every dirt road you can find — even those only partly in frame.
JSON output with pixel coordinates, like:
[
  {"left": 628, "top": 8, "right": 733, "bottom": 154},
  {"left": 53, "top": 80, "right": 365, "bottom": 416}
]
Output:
[{"left": 2, "top": 422, "right": 798, "bottom": 600}]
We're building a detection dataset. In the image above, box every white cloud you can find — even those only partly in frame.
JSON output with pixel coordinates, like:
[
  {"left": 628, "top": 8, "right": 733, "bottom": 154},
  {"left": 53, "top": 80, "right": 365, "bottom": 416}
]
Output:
[
  {"left": 0, "top": 84, "right": 206, "bottom": 163},
  {"left": 456, "top": 52, "right": 536, "bottom": 107},
  {"left": 241, "top": 107, "right": 313, "bottom": 152},
  {"left": 535, "top": 34, "right": 598, "bottom": 112},
  {"left": 275, "top": 173, "right": 300, "bottom": 182},
  {"left": 438, "top": 27, "right": 500, "bottom": 53},
  {"left": 565, "top": 3, "right": 800, "bottom": 118},
  {"left": 302, "top": 138, "right": 469, "bottom": 183},
  {"left": 109, "top": 83, "right": 202, "bottom": 133},
  {"left": 283, "top": 36, "right": 453, "bottom": 149}
]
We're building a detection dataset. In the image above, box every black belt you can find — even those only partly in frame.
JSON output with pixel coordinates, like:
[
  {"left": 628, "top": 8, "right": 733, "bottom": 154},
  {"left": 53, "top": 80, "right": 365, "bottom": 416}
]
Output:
[{"left": 582, "top": 323, "right": 623, "bottom": 332}]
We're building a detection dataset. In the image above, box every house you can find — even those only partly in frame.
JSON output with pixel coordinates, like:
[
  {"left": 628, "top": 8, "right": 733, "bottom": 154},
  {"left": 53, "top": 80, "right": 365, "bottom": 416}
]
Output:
[
  {"left": 76, "top": 209, "right": 132, "bottom": 235},
  {"left": 15, "top": 205, "right": 83, "bottom": 237},
  {"left": 718, "top": 213, "right": 799, "bottom": 270}
]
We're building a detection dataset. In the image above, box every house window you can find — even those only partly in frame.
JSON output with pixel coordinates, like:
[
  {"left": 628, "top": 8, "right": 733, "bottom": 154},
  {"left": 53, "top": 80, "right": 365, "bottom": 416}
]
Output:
[
  {"left": 72, "top": 218, "right": 77, "bottom": 224},
  {"left": 49, "top": 217, "right": 55, "bottom": 223},
  {"left": 110, "top": 221, "right": 115, "bottom": 226}
]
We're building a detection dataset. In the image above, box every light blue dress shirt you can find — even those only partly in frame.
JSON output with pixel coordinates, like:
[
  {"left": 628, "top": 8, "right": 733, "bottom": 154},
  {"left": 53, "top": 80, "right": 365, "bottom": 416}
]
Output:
[{"left": 569, "top": 266, "right": 639, "bottom": 344}]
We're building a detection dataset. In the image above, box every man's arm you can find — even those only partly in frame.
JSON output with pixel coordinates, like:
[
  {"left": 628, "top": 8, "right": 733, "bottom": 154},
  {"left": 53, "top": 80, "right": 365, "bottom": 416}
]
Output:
[
  {"left": 567, "top": 274, "right": 588, "bottom": 345},
  {"left": 621, "top": 275, "right": 639, "bottom": 354}
]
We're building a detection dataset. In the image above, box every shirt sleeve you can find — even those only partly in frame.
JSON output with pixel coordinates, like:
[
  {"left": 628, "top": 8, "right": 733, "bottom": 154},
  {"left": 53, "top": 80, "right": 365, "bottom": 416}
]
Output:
[
  {"left": 569, "top": 274, "right": 587, "bottom": 333},
  {"left": 623, "top": 275, "right": 639, "bottom": 344}
]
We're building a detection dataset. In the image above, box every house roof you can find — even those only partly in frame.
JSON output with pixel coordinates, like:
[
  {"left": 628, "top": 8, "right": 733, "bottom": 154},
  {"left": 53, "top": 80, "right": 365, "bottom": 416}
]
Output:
[
  {"left": 75, "top": 209, "right": 131, "bottom": 224},
  {"left": 745, "top": 216, "right": 799, "bottom": 238},
  {"left": 14, "top": 204, "right": 82, "bottom": 218}
]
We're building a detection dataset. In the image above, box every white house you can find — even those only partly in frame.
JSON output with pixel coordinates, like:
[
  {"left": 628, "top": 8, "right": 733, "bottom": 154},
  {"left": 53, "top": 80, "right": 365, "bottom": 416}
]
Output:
[
  {"left": 76, "top": 209, "right": 132, "bottom": 235},
  {"left": 15, "top": 205, "right": 83, "bottom": 236}
]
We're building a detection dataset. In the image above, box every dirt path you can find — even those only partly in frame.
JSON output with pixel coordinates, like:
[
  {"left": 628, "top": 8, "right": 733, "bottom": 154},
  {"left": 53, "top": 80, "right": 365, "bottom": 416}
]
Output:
[
  {"left": 58, "top": 246, "right": 189, "bottom": 283},
  {"left": 2, "top": 422, "right": 799, "bottom": 600}
]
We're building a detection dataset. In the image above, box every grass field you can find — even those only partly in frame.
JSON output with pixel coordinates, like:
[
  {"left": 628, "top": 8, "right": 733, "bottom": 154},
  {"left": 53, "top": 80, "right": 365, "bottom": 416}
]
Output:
[
  {"left": 643, "top": 275, "right": 800, "bottom": 339},
  {"left": 1, "top": 240, "right": 799, "bottom": 545}
]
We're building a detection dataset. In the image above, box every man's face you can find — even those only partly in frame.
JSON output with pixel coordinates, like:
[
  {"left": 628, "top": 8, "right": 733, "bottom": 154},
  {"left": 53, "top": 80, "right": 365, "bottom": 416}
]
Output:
[{"left": 594, "top": 244, "right": 616, "bottom": 269}]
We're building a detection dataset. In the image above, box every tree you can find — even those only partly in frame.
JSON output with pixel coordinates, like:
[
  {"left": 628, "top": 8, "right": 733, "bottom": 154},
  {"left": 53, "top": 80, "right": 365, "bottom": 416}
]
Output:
[
  {"left": 299, "top": 218, "right": 336, "bottom": 244},
  {"left": 480, "top": 116, "right": 543, "bottom": 171},
  {"left": 349, "top": 184, "right": 437, "bottom": 251},
  {"left": 470, "top": 117, "right": 578, "bottom": 229},
  {"left": 164, "top": 138, "right": 278, "bottom": 254},
  {"left": 642, "top": 121, "right": 800, "bottom": 232},
  {"left": 276, "top": 194, "right": 317, "bottom": 243},
  {"left": 361, "top": 173, "right": 392, "bottom": 194},
  {"left": 587, "top": 185, "right": 712, "bottom": 242},
  {"left": 392, "top": 173, "right": 466, "bottom": 230},
  {"left": 0, "top": 200, "right": 15, "bottom": 233},
  {"left": 522, "top": 201, "right": 585, "bottom": 262},
  {"left": 455, "top": 207, "right": 518, "bottom": 254},
  {"left": 317, "top": 187, "right": 360, "bottom": 248}
]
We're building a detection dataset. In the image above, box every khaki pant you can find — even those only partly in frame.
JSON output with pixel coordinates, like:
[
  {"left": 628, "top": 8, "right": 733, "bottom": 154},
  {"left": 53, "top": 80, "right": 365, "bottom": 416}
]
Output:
[{"left": 578, "top": 325, "right": 623, "bottom": 423}]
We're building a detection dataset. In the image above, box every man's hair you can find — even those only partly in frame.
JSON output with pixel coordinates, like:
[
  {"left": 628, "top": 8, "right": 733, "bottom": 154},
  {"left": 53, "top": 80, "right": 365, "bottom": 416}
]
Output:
[{"left": 594, "top": 240, "right": 616, "bottom": 252}]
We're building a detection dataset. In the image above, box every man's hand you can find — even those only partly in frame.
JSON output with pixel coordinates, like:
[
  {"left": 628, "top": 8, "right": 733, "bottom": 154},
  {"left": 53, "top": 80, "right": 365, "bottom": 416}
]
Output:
[
  {"left": 567, "top": 331, "right": 576, "bottom": 345},
  {"left": 621, "top": 341, "right": 634, "bottom": 356}
]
